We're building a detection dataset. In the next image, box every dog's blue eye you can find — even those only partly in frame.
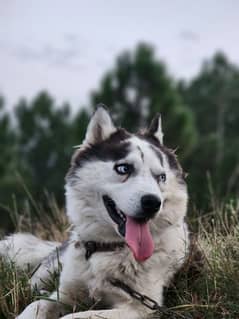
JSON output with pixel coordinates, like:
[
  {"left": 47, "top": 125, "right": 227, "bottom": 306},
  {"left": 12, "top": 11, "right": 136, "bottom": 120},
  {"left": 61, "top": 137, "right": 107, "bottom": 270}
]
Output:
[
  {"left": 114, "top": 164, "right": 132, "bottom": 175},
  {"left": 158, "top": 173, "right": 166, "bottom": 183}
]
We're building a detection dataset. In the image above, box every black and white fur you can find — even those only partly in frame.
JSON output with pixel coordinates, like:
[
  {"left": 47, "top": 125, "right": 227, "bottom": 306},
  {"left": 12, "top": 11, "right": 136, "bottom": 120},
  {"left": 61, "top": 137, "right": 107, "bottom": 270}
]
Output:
[{"left": 0, "top": 106, "right": 189, "bottom": 319}]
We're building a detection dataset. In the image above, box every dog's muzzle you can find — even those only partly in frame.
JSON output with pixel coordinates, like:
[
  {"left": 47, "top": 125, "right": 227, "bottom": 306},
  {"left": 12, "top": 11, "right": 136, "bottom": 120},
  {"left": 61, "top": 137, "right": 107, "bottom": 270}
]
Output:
[
  {"left": 102, "top": 194, "right": 160, "bottom": 235},
  {"left": 102, "top": 194, "right": 157, "bottom": 262}
]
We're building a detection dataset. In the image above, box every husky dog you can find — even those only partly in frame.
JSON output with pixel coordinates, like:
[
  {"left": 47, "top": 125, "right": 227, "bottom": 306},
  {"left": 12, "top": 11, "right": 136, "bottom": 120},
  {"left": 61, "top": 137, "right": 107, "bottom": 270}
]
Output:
[{"left": 0, "top": 106, "right": 189, "bottom": 319}]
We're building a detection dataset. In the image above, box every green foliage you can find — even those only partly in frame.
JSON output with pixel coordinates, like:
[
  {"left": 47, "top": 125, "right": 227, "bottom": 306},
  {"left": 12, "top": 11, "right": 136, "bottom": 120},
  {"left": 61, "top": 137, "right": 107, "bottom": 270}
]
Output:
[
  {"left": 13, "top": 92, "right": 90, "bottom": 205},
  {"left": 0, "top": 97, "right": 16, "bottom": 177},
  {"left": 91, "top": 44, "right": 197, "bottom": 160},
  {"left": 180, "top": 53, "right": 239, "bottom": 206},
  {"left": 14, "top": 92, "right": 74, "bottom": 204},
  {"left": 0, "top": 92, "right": 90, "bottom": 232},
  {"left": 0, "top": 97, "right": 19, "bottom": 232}
]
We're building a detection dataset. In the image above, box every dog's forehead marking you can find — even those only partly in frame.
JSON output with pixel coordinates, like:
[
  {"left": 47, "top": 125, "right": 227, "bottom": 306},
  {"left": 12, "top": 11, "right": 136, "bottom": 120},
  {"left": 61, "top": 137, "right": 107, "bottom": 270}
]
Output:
[
  {"left": 130, "top": 136, "right": 148, "bottom": 156},
  {"left": 129, "top": 136, "right": 164, "bottom": 168},
  {"left": 150, "top": 145, "right": 164, "bottom": 166},
  {"left": 136, "top": 146, "right": 144, "bottom": 162}
]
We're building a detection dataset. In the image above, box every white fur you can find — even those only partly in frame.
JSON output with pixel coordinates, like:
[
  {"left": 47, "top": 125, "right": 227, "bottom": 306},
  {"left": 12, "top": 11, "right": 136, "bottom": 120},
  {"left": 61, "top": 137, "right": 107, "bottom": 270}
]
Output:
[
  {"left": 153, "top": 115, "right": 164, "bottom": 144},
  {"left": 0, "top": 233, "right": 60, "bottom": 269},
  {"left": 83, "top": 106, "right": 116, "bottom": 145},
  {"left": 0, "top": 108, "right": 189, "bottom": 319}
]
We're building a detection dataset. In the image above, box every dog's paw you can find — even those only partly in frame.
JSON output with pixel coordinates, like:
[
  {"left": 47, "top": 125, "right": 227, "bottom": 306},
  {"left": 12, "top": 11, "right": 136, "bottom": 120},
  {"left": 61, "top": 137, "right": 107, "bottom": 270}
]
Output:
[
  {"left": 60, "top": 309, "right": 138, "bottom": 319},
  {"left": 16, "top": 300, "right": 59, "bottom": 319}
]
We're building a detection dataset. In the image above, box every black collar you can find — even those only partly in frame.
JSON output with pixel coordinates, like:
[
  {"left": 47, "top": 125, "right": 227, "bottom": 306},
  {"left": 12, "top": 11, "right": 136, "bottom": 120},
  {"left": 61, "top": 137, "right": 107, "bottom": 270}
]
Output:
[{"left": 79, "top": 241, "right": 125, "bottom": 260}]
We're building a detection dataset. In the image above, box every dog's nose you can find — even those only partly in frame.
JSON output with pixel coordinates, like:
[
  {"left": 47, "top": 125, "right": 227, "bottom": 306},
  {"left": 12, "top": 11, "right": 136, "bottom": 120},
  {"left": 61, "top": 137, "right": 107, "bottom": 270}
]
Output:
[{"left": 141, "top": 194, "right": 161, "bottom": 215}]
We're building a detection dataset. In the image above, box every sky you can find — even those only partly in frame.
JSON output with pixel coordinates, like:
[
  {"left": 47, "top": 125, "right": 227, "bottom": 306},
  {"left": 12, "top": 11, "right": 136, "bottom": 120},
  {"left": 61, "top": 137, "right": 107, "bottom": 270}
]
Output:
[{"left": 0, "top": 0, "right": 239, "bottom": 111}]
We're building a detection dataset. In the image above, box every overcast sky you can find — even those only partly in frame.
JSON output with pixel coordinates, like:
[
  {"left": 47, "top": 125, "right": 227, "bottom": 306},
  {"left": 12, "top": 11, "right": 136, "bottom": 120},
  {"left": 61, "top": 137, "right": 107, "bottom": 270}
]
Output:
[{"left": 0, "top": 0, "right": 239, "bottom": 111}]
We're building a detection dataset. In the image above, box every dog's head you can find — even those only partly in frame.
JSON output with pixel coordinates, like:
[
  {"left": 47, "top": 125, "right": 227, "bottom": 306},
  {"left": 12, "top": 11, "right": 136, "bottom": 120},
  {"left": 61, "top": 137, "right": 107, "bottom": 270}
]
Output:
[{"left": 66, "top": 105, "right": 188, "bottom": 262}]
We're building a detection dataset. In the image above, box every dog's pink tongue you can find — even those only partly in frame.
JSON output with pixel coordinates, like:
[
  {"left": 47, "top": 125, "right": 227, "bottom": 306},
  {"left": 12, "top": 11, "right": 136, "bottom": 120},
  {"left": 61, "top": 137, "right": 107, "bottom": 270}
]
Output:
[{"left": 125, "top": 216, "right": 154, "bottom": 262}]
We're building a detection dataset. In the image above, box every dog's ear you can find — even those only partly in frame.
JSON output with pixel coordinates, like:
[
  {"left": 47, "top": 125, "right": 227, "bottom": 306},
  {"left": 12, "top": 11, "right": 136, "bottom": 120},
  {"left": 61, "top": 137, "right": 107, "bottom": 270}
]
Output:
[
  {"left": 83, "top": 105, "right": 116, "bottom": 145},
  {"left": 147, "top": 113, "right": 163, "bottom": 144}
]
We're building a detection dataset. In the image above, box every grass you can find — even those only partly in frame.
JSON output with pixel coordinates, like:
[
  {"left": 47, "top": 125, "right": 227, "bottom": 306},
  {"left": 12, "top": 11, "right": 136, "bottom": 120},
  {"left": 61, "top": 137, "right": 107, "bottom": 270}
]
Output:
[
  {"left": 0, "top": 198, "right": 238, "bottom": 318},
  {"left": 162, "top": 199, "right": 239, "bottom": 319}
]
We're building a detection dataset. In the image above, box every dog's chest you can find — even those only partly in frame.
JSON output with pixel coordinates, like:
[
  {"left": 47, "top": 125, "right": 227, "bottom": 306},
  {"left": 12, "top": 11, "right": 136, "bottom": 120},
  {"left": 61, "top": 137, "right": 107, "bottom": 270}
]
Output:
[
  {"left": 83, "top": 249, "right": 164, "bottom": 303},
  {"left": 64, "top": 240, "right": 173, "bottom": 305}
]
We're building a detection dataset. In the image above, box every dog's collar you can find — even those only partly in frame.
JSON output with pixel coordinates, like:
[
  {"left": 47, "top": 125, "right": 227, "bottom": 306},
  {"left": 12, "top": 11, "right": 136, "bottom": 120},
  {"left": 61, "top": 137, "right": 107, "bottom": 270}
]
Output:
[{"left": 76, "top": 241, "right": 125, "bottom": 260}]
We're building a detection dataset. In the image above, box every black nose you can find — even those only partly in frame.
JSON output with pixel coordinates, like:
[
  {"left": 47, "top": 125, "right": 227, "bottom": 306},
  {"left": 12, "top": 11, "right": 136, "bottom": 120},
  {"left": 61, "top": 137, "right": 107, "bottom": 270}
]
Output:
[{"left": 141, "top": 194, "right": 161, "bottom": 216}]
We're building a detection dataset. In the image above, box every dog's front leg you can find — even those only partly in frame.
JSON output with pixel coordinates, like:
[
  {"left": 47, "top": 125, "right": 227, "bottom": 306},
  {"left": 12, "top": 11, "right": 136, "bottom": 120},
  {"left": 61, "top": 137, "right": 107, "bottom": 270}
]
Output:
[
  {"left": 60, "top": 307, "right": 143, "bottom": 319},
  {"left": 16, "top": 292, "right": 64, "bottom": 319}
]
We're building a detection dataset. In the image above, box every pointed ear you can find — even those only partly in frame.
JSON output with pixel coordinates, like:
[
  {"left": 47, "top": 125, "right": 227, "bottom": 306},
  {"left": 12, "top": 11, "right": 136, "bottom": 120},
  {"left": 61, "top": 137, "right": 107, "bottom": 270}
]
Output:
[
  {"left": 147, "top": 113, "right": 163, "bottom": 144},
  {"left": 83, "top": 105, "right": 116, "bottom": 145}
]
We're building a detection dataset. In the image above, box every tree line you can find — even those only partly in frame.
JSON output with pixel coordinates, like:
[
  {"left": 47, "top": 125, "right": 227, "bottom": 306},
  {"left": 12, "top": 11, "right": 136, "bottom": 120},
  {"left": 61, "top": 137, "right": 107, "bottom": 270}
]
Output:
[{"left": 0, "top": 44, "right": 238, "bottom": 232}]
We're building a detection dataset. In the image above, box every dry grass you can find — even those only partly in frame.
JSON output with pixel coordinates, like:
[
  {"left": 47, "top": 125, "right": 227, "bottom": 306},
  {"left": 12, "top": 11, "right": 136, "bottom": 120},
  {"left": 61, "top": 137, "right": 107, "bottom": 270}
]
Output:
[
  {"left": 0, "top": 198, "right": 238, "bottom": 318},
  {"left": 161, "top": 199, "right": 239, "bottom": 318},
  {"left": 0, "top": 195, "right": 69, "bottom": 319}
]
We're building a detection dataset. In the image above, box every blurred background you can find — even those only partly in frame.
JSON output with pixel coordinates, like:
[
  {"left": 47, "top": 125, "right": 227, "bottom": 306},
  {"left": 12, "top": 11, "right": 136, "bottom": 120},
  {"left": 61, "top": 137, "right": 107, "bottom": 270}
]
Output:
[{"left": 0, "top": 1, "right": 239, "bottom": 234}]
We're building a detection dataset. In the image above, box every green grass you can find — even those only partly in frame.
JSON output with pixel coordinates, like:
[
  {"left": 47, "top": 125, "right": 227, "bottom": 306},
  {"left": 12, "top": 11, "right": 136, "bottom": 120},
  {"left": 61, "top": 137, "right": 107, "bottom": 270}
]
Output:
[{"left": 0, "top": 199, "right": 238, "bottom": 318}]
